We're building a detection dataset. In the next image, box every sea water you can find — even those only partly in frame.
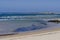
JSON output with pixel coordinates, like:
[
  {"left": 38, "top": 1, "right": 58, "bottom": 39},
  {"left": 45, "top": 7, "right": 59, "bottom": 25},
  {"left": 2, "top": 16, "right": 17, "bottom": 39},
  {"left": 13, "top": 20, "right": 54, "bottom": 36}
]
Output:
[{"left": 0, "top": 13, "right": 60, "bottom": 34}]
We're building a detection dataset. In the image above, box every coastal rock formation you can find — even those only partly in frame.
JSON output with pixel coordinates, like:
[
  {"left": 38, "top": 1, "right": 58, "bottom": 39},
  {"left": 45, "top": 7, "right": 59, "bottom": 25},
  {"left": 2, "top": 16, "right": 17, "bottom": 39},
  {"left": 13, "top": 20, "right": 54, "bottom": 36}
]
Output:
[{"left": 48, "top": 20, "right": 60, "bottom": 23}]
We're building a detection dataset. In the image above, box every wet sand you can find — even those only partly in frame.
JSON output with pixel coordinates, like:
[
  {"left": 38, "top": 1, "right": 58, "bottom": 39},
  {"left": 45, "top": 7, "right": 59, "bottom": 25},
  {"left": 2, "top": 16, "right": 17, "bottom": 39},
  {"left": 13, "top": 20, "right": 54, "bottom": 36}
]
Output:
[{"left": 0, "top": 27, "right": 60, "bottom": 39}]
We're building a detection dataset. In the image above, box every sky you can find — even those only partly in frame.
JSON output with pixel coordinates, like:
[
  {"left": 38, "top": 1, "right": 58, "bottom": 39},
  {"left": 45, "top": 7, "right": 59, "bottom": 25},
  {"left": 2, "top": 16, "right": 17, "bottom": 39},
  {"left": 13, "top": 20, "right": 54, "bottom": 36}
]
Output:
[{"left": 0, "top": 0, "right": 60, "bottom": 12}]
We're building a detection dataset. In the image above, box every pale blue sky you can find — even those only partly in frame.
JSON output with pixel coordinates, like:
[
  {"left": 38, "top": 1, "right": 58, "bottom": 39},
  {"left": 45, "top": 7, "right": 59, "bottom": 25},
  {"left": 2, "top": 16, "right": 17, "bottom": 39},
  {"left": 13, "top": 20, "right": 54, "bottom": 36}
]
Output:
[{"left": 0, "top": 0, "right": 60, "bottom": 12}]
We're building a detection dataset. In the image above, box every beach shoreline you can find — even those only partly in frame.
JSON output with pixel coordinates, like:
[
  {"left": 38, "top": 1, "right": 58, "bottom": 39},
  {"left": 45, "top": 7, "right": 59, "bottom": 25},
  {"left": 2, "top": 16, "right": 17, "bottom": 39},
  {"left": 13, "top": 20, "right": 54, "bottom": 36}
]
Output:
[{"left": 0, "top": 27, "right": 60, "bottom": 39}]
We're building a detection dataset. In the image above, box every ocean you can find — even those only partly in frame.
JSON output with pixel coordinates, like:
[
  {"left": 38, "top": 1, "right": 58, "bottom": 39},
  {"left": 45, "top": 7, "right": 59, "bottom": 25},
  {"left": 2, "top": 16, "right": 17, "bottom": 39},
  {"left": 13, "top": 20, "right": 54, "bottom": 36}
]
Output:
[{"left": 0, "top": 13, "right": 60, "bottom": 35}]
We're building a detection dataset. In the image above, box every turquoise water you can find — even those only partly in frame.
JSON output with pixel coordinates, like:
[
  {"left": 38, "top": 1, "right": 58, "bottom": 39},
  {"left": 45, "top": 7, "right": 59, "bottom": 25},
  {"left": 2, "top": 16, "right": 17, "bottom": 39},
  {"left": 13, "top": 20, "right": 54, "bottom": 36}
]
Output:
[{"left": 0, "top": 14, "right": 60, "bottom": 20}]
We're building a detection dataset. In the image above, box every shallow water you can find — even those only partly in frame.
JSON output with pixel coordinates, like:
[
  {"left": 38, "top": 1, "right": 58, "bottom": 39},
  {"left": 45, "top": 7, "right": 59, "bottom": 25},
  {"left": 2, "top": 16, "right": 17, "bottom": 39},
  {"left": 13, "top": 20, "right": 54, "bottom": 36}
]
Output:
[{"left": 0, "top": 20, "right": 60, "bottom": 34}]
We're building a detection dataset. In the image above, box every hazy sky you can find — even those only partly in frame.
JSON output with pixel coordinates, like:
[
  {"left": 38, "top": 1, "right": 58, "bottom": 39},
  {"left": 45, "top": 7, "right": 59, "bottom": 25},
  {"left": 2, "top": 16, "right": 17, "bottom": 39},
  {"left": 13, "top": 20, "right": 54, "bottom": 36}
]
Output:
[{"left": 0, "top": 0, "right": 60, "bottom": 12}]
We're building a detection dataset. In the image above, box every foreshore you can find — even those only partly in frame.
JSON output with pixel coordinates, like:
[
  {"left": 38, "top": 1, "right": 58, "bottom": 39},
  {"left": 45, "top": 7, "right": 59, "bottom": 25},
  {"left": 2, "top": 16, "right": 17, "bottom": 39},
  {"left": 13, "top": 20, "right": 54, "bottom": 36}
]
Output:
[{"left": 0, "top": 27, "right": 60, "bottom": 39}]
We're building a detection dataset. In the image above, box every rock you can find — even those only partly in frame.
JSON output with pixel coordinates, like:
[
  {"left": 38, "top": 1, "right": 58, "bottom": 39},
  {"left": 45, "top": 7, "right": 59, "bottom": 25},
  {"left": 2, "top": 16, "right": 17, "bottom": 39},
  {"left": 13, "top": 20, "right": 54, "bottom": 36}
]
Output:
[{"left": 48, "top": 20, "right": 60, "bottom": 23}]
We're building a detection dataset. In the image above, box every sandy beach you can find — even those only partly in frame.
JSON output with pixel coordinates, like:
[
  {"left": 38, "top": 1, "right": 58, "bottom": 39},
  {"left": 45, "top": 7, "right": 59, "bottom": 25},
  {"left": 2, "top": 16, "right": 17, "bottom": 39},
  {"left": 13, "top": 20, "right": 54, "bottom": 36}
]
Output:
[{"left": 0, "top": 26, "right": 60, "bottom": 39}]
